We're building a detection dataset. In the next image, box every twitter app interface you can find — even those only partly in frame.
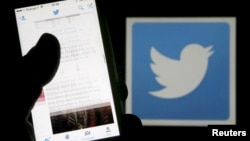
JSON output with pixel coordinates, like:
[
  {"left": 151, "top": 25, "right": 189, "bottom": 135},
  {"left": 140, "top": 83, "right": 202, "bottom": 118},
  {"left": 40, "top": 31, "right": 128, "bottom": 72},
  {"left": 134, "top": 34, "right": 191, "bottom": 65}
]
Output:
[{"left": 15, "top": 0, "right": 119, "bottom": 140}]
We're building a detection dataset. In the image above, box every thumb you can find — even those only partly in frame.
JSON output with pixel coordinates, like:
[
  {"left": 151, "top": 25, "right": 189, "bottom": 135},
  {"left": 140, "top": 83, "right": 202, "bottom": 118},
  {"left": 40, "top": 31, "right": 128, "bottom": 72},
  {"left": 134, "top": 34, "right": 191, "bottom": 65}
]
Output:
[
  {"left": 18, "top": 33, "right": 60, "bottom": 115},
  {"left": 22, "top": 33, "right": 61, "bottom": 87}
]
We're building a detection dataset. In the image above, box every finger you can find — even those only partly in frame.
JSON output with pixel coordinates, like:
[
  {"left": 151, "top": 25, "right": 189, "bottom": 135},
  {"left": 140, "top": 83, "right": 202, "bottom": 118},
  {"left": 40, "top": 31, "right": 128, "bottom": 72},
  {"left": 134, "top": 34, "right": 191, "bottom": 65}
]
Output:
[
  {"left": 18, "top": 33, "right": 60, "bottom": 116},
  {"left": 115, "top": 80, "right": 128, "bottom": 114},
  {"left": 119, "top": 114, "right": 142, "bottom": 139},
  {"left": 116, "top": 80, "right": 128, "bottom": 103},
  {"left": 22, "top": 33, "right": 61, "bottom": 86}
]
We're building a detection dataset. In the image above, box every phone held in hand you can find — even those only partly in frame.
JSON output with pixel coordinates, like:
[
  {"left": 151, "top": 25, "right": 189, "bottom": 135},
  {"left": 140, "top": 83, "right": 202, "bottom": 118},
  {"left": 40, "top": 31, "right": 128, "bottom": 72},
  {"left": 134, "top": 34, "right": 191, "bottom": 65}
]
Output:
[{"left": 14, "top": 0, "right": 122, "bottom": 140}]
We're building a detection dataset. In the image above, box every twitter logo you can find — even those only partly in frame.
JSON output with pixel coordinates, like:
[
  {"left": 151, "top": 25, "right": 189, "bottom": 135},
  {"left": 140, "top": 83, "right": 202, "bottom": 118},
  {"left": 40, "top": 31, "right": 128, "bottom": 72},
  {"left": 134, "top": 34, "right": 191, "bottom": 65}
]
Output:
[
  {"left": 53, "top": 9, "right": 59, "bottom": 15},
  {"left": 150, "top": 43, "right": 214, "bottom": 98},
  {"left": 126, "top": 17, "right": 236, "bottom": 125}
]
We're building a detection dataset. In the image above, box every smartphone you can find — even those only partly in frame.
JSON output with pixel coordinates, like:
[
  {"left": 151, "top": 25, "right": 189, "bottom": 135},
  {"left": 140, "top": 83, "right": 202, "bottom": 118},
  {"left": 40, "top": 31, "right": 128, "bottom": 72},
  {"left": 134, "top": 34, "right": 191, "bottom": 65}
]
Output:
[{"left": 14, "top": 0, "right": 122, "bottom": 140}]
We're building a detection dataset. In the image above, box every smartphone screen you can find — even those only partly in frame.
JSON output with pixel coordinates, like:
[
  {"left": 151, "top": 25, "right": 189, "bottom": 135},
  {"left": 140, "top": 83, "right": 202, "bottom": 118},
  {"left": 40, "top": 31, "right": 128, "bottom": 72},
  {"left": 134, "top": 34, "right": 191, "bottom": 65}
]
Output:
[{"left": 14, "top": 0, "right": 121, "bottom": 140}]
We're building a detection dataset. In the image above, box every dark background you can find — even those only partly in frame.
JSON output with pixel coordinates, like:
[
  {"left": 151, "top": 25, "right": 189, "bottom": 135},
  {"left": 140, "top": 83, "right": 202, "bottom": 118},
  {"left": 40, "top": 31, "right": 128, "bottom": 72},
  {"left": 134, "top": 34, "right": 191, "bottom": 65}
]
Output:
[{"left": 4, "top": 0, "right": 246, "bottom": 137}]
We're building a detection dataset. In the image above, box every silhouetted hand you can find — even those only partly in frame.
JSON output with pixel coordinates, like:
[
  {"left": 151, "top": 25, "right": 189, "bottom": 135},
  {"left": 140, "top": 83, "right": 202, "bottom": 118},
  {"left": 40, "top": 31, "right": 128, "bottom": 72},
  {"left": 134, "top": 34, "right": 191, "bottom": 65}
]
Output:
[
  {"left": 3, "top": 33, "right": 60, "bottom": 140},
  {"left": 3, "top": 33, "right": 141, "bottom": 141}
]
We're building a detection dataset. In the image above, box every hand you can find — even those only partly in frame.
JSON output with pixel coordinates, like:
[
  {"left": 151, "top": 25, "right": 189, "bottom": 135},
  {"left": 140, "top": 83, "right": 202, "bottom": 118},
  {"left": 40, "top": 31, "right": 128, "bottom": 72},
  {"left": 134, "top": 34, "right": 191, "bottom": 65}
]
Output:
[
  {"left": 115, "top": 81, "right": 143, "bottom": 140},
  {"left": 4, "top": 33, "right": 60, "bottom": 141},
  {"left": 3, "top": 33, "right": 142, "bottom": 141}
]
